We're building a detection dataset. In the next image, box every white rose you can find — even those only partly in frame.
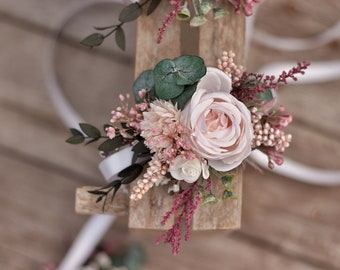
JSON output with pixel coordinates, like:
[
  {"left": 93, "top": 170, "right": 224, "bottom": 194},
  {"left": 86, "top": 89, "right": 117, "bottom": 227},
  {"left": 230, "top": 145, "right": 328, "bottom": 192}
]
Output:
[
  {"left": 169, "top": 156, "right": 209, "bottom": 183},
  {"left": 183, "top": 67, "right": 253, "bottom": 172}
]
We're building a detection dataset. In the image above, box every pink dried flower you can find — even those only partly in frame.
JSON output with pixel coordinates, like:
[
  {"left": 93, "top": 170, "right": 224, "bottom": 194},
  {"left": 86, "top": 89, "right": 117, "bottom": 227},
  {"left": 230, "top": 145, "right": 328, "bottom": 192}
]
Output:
[
  {"left": 105, "top": 126, "right": 116, "bottom": 139},
  {"left": 141, "top": 100, "right": 195, "bottom": 164},
  {"left": 156, "top": 181, "right": 201, "bottom": 255},
  {"left": 108, "top": 93, "right": 149, "bottom": 138},
  {"left": 157, "top": 0, "right": 184, "bottom": 43}
]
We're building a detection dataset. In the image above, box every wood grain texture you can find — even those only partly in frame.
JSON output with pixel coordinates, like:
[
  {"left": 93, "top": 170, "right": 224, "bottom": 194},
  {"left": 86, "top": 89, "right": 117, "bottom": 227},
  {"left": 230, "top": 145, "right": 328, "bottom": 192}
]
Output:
[
  {"left": 199, "top": 3, "right": 245, "bottom": 66},
  {"left": 192, "top": 2, "right": 246, "bottom": 230},
  {"left": 75, "top": 186, "right": 129, "bottom": 216}
]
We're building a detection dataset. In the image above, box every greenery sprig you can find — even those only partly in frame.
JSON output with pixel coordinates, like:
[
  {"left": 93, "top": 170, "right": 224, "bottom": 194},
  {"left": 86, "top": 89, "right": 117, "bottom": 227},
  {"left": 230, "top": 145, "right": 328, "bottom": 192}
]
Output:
[
  {"left": 88, "top": 163, "right": 144, "bottom": 211},
  {"left": 80, "top": 0, "right": 161, "bottom": 50},
  {"left": 66, "top": 123, "right": 132, "bottom": 155}
]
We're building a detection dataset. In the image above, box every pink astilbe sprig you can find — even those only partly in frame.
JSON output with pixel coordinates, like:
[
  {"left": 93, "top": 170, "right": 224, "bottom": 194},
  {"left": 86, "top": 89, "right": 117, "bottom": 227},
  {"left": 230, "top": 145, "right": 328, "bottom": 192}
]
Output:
[
  {"left": 107, "top": 92, "right": 149, "bottom": 139},
  {"left": 229, "top": 0, "right": 261, "bottom": 16},
  {"left": 157, "top": 0, "right": 184, "bottom": 43},
  {"left": 156, "top": 181, "right": 201, "bottom": 255}
]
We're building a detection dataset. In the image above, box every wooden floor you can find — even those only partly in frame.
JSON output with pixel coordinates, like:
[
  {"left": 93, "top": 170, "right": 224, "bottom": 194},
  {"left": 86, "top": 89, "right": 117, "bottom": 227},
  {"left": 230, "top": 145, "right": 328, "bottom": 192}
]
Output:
[{"left": 1, "top": 0, "right": 340, "bottom": 269}]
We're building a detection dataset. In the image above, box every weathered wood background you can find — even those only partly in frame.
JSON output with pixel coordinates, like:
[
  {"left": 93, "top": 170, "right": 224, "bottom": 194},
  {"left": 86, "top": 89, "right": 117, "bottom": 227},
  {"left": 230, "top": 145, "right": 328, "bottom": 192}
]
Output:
[{"left": 0, "top": 0, "right": 339, "bottom": 269}]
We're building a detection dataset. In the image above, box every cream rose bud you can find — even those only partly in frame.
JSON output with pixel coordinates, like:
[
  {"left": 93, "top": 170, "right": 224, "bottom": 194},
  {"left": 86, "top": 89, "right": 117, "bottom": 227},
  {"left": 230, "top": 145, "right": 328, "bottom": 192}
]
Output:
[
  {"left": 169, "top": 156, "right": 209, "bottom": 183},
  {"left": 183, "top": 67, "right": 253, "bottom": 172}
]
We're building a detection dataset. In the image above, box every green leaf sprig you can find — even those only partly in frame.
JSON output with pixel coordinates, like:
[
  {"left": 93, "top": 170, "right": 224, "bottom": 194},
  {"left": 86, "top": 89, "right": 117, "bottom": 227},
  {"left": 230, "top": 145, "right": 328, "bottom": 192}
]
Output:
[
  {"left": 66, "top": 123, "right": 132, "bottom": 156},
  {"left": 133, "top": 55, "right": 206, "bottom": 109},
  {"left": 88, "top": 163, "right": 144, "bottom": 211},
  {"left": 80, "top": 0, "right": 161, "bottom": 50}
]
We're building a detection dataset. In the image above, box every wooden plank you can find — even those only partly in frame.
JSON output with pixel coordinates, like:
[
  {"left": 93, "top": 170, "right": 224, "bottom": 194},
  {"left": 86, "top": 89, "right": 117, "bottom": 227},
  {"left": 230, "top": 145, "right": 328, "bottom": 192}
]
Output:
[
  {"left": 0, "top": 154, "right": 88, "bottom": 266},
  {"left": 131, "top": 230, "right": 323, "bottom": 270},
  {"left": 242, "top": 171, "right": 340, "bottom": 269},
  {"left": 199, "top": 2, "right": 245, "bottom": 66},
  {"left": 128, "top": 1, "right": 181, "bottom": 230},
  {"left": 75, "top": 186, "right": 129, "bottom": 215},
  {"left": 192, "top": 2, "right": 245, "bottom": 230}
]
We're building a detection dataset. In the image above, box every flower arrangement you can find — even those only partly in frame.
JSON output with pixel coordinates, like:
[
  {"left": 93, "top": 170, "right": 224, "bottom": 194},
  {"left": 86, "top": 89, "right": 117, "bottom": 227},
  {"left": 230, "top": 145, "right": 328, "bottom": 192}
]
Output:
[
  {"left": 67, "top": 50, "right": 309, "bottom": 254},
  {"left": 67, "top": 0, "right": 310, "bottom": 256}
]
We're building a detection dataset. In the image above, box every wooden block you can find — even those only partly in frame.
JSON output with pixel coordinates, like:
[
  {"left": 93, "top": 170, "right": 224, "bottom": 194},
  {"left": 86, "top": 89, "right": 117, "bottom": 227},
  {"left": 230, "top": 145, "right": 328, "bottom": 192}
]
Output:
[
  {"left": 75, "top": 186, "right": 129, "bottom": 216},
  {"left": 190, "top": 2, "right": 245, "bottom": 230}
]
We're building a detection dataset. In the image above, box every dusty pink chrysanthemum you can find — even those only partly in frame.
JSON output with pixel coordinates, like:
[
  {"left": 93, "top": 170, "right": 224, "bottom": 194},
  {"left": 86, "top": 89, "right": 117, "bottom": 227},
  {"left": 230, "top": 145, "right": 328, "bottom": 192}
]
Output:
[{"left": 141, "top": 100, "right": 181, "bottom": 151}]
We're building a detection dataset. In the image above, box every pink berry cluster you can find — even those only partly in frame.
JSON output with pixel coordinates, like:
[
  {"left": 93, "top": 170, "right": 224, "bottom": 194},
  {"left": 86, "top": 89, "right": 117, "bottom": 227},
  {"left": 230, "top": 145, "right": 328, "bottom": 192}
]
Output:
[
  {"left": 251, "top": 107, "right": 292, "bottom": 168},
  {"left": 130, "top": 156, "right": 168, "bottom": 200},
  {"left": 217, "top": 50, "right": 244, "bottom": 84}
]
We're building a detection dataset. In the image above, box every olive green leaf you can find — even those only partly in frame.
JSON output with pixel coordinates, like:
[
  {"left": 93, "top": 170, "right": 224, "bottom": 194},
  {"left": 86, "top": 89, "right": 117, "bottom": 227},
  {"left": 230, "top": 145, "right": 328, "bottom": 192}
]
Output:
[
  {"left": 80, "top": 33, "right": 104, "bottom": 47},
  {"left": 119, "top": 3, "right": 142, "bottom": 23},
  {"left": 115, "top": 26, "right": 126, "bottom": 51},
  {"left": 98, "top": 136, "right": 123, "bottom": 152},
  {"left": 79, "top": 123, "right": 101, "bottom": 139}
]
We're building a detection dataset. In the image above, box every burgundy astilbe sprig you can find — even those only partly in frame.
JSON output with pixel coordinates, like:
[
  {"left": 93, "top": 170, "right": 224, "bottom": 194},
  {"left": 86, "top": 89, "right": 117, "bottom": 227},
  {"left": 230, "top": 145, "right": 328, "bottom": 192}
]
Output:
[
  {"left": 156, "top": 181, "right": 201, "bottom": 255},
  {"left": 228, "top": 0, "right": 261, "bottom": 16},
  {"left": 157, "top": 0, "right": 184, "bottom": 44},
  {"left": 231, "top": 61, "right": 310, "bottom": 107},
  {"left": 277, "top": 61, "right": 310, "bottom": 84}
]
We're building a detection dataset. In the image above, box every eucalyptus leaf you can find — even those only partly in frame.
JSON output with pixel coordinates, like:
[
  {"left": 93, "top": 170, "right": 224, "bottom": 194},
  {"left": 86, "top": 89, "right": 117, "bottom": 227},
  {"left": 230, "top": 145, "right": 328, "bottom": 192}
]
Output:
[
  {"left": 98, "top": 136, "right": 123, "bottom": 152},
  {"left": 133, "top": 70, "right": 154, "bottom": 102},
  {"left": 79, "top": 123, "right": 101, "bottom": 139},
  {"left": 171, "top": 83, "right": 197, "bottom": 110},
  {"left": 147, "top": 0, "right": 161, "bottom": 15},
  {"left": 66, "top": 135, "right": 84, "bottom": 144},
  {"left": 173, "top": 55, "right": 206, "bottom": 85},
  {"left": 119, "top": 3, "right": 142, "bottom": 23},
  {"left": 115, "top": 26, "right": 126, "bottom": 51},
  {"left": 153, "top": 59, "right": 185, "bottom": 100},
  {"left": 80, "top": 33, "right": 104, "bottom": 47}
]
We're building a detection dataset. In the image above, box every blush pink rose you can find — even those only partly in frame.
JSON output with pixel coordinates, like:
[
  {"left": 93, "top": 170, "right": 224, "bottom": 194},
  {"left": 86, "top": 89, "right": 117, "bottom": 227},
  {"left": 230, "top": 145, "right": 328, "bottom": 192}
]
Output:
[{"left": 183, "top": 67, "right": 253, "bottom": 171}]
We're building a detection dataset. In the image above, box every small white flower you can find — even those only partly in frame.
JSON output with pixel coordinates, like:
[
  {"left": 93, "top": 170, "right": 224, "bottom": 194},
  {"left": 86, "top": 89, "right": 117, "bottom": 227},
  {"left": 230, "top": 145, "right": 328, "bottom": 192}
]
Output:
[{"left": 169, "top": 156, "right": 209, "bottom": 183}]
